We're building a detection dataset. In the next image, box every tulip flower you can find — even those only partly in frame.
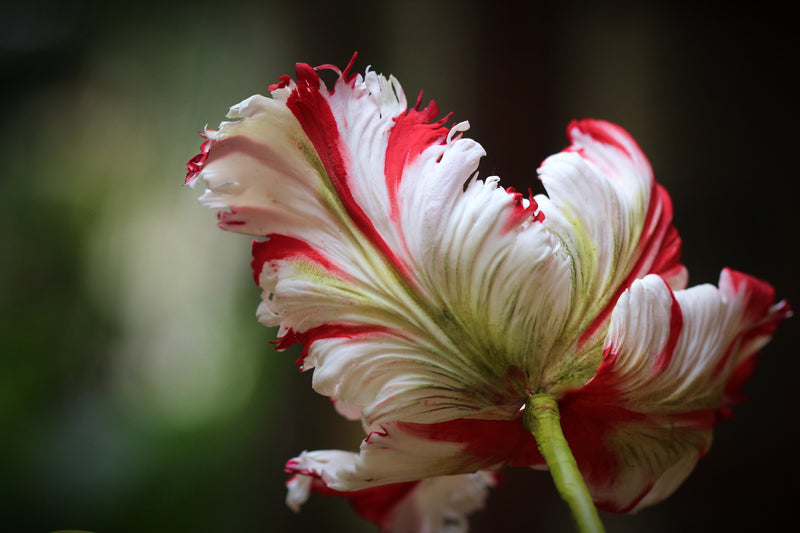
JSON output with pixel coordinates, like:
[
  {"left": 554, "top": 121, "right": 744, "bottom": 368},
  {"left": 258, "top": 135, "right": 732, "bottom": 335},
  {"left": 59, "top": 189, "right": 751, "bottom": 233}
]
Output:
[{"left": 186, "top": 55, "right": 789, "bottom": 532}]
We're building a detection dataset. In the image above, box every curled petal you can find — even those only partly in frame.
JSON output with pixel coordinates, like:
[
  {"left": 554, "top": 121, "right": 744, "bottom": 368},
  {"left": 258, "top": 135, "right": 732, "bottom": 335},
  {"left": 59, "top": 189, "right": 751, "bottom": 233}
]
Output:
[
  {"left": 287, "top": 464, "right": 498, "bottom": 533},
  {"left": 588, "top": 270, "right": 789, "bottom": 413},
  {"left": 537, "top": 120, "right": 687, "bottom": 391},
  {"left": 558, "top": 269, "right": 789, "bottom": 512},
  {"left": 285, "top": 419, "right": 540, "bottom": 493}
]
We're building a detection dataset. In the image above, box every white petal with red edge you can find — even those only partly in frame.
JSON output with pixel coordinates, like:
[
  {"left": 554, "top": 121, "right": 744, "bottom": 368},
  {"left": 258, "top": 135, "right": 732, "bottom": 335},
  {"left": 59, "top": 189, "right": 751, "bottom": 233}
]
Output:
[
  {"left": 286, "top": 433, "right": 475, "bottom": 492},
  {"left": 191, "top": 61, "right": 574, "bottom": 424},
  {"left": 597, "top": 270, "right": 789, "bottom": 413},
  {"left": 285, "top": 416, "right": 541, "bottom": 498},
  {"left": 559, "top": 269, "right": 788, "bottom": 512},
  {"left": 536, "top": 120, "right": 687, "bottom": 391},
  {"left": 287, "top": 465, "right": 497, "bottom": 533}
]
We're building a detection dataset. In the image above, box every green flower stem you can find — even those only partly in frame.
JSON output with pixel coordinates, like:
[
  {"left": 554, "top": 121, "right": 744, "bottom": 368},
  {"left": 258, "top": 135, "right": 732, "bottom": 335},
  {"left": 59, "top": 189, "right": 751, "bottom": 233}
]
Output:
[{"left": 524, "top": 393, "right": 605, "bottom": 533}]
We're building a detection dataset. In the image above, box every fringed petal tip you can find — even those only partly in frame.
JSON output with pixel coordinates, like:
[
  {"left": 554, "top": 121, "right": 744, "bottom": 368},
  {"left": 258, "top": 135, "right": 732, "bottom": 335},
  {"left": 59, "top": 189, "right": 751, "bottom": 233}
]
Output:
[{"left": 184, "top": 129, "right": 218, "bottom": 186}]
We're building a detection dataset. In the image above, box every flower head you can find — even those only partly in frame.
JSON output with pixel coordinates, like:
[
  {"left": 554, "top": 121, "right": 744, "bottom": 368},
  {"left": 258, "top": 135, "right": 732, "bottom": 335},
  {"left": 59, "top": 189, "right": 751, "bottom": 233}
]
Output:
[{"left": 186, "top": 55, "right": 789, "bottom": 531}]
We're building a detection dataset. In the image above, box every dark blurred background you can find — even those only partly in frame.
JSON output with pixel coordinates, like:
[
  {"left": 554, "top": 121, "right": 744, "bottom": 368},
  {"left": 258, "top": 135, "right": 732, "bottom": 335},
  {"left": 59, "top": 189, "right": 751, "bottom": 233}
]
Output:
[{"left": 1, "top": 1, "right": 797, "bottom": 532}]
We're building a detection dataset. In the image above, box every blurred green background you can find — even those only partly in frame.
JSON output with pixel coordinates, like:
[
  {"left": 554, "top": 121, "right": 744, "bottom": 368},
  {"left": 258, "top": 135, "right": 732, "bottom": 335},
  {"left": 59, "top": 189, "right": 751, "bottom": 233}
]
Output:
[{"left": 1, "top": 1, "right": 797, "bottom": 532}]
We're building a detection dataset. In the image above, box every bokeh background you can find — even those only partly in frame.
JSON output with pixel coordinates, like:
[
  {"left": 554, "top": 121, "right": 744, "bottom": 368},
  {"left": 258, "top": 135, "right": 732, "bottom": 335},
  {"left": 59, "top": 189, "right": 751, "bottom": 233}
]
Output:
[{"left": 2, "top": 1, "right": 797, "bottom": 532}]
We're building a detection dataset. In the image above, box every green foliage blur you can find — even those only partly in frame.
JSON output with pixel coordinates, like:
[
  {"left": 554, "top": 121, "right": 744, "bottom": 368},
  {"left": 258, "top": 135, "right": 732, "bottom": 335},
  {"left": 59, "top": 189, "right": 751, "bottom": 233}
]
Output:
[
  {"left": 0, "top": 1, "right": 371, "bottom": 531},
  {"left": 1, "top": 1, "right": 797, "bottom": 532}
]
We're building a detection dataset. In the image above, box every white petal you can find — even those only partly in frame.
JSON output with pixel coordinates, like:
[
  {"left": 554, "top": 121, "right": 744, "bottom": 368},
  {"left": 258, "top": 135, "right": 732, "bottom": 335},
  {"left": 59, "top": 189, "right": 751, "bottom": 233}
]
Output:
[
  {"left": 597, "top": 270, "right": 789, "bottom": 413},
  {"left": 285, "top": 473, "right": 312, "bottom": 513},
  {"left": 307, "top": 332, "right": 522, "bottom": 425},
  {"left": 557, "top": 268, "right": 788, "bottom": 511},
  {"left": 286, "top": 457, "right": 497, "bottom": 533},
  {"left": 287, "top": 432, "right": 474, "bottom": 492},
  {"left": 388, "top": 472, "right": 498, "bottom": 533},
  {"left": 536, "top": 120, "right": 687, "bottom": 391},
  {"left": 191, "top": 61, "right": 573, "bottom": 423},
  {"left": 284, "top": 416, "right": 540, "bottom": 493}
]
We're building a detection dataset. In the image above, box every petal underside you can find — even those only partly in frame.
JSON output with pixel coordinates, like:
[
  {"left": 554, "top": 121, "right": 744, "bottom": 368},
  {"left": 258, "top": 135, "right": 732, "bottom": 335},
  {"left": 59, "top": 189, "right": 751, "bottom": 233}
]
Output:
[{"left": 190, "top": 61, "right": 574, "bottom": 423}]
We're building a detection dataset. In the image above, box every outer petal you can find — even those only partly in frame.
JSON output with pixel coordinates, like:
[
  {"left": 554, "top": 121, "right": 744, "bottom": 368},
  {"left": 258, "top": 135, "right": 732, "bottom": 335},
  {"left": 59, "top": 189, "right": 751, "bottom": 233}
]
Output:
[
  {"left": 536, "top": 120, "right": 688, "bottom": 392},
  {"left": 558, "top": 395, "right": 713, "bottom": 513},
  {"left": 558, "top": 271, "right": 789, "bottom": 512},
  {"left": 283, "top": 418, "right": 539, "bottom": 530},
  {"left": 300, "top": 330, "right": 522, "bottom": 425},
  {"left": 588, "top": 270, "right": 790, "bottom": 414},
  {"left": 287, "top": 468, "right": 499, "bottom": 533},
  {"left": 285, "top": 418, "right": 541, "bottom": 492},
  {"left": 188, "top": 59, "right": 572, "bottom": 424}
]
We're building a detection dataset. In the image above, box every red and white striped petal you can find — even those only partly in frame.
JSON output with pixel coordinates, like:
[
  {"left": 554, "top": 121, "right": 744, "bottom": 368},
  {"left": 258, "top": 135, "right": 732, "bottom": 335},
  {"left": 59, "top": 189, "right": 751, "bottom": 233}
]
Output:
[
  {"left": 587, "top": 270, "right": 789, "bottom": 414},
  {"left": 284, "top": 419, "right": 515, "bottom": 531},
  {"left": 188, "top": 58, "right": 572, "bottom": 424},
  {"left": 557, "top": 270, "right": 789, "bottom": 512},
  {"left": 536, "top": 120, "right": 687, "bottom": 392},
  {"left": 285, "top": 418, "right": 541, "bottom": 494},
  {"left": 189, "top": 58, "right": 789, "bottom": 523},
  {"left": 287, "top": 469, "right": 498, "bottom": 533},
  {"left": 557, "top": 399, "right": 713, "bottom": 513}
]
